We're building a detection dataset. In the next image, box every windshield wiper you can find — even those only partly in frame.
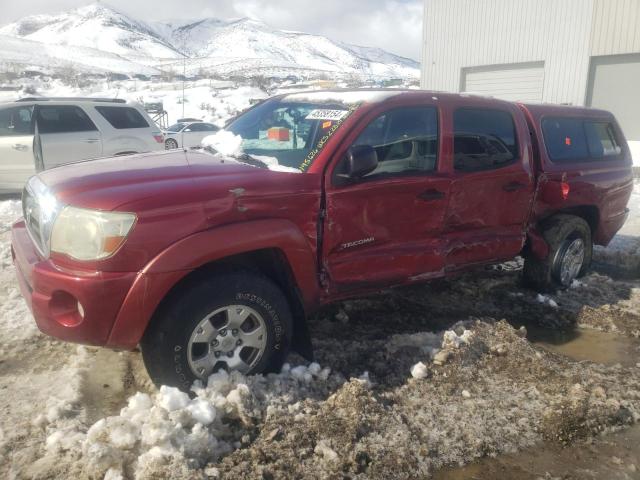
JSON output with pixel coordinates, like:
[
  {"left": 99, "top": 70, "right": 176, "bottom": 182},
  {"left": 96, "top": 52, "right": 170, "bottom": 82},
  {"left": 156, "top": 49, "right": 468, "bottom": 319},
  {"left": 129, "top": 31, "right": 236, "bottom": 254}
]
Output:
[
  {"left": 203, "top": 146, "right": 269, "bottom": 169},
  {"left": 232, "top": 153, "right": 269, "bottom": 169}
]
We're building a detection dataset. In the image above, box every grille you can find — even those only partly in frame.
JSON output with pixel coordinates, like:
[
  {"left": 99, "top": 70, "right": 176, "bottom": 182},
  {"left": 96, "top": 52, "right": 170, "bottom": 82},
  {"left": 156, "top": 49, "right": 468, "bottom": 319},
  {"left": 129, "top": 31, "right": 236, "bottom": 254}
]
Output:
[{"left": 22, "top": 186, "right": 45, "bottom": 256}]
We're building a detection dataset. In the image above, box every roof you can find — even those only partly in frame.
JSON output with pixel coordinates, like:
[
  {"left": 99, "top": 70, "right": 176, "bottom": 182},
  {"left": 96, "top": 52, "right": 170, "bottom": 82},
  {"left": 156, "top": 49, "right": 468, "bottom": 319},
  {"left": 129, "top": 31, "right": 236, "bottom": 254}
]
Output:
[
  {"left": 0, "top": 97, "right": 133, "bottom": 108},
  {"left": 277, "top": 88, "right": 520, "bottom": 107}
]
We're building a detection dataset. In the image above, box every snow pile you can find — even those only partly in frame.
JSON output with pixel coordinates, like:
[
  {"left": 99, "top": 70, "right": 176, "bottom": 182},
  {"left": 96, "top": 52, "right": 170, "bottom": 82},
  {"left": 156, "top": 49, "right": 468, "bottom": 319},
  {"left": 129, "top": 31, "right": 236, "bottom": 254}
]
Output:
[
  {"left": 201, "top": 130, "right": 302, "bottom": 173},
  {"left": 387, "top": 330, "right": 442, "bottom": 357},
  {"left": 406, "top": 327, "right": 475, "bottom": 379},
  {"left": 202, "top": 130, "right": 243, "bottom": 156},
  {"left": 284, "top": 90, "right": 403, "bottom": 105},
  {"left": 410, "top": 362, "right": 429, "bottom": 379},
  {"left": 536, "top": 294, "right": 559, "bottom": 308},
  {"left": 0, "top": 200, "right": 40, "bottom": 348},
  {"left": 442, "top": 329, "right": 474, "bottom": 349},
  {"left": 42, "top": 362, "right": 339, "bottom": 478}
]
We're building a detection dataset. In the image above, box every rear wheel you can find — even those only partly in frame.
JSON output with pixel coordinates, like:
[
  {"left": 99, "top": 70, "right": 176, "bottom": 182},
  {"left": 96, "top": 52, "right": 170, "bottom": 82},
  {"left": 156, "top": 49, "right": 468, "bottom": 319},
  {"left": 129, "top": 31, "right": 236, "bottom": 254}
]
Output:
[
  {"left": 165, "top": 138, "right": 179, "bottom": 150},
  {"left": 141, "top": 272, "right": 293, "bottom": 390},
  {"left": 523, "top": 214, "right": 592, "bottom": 292}
]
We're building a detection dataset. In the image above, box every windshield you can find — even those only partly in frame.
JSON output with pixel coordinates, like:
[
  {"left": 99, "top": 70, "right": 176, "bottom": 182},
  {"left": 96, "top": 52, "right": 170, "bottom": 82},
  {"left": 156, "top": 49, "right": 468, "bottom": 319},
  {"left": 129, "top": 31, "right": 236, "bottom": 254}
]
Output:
[
  {"left": 167, "top": 122, "right": 187, "bottom": 132},
  {"left": 223, "top": 97, "right": 359, "bottom": 172}
]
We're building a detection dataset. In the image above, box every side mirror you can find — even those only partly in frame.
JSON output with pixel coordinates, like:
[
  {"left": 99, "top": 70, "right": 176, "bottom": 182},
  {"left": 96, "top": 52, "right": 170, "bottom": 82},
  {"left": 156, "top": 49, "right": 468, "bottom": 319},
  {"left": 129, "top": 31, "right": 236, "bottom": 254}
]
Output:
[
  {"left": 346, "top": 145, "right": 378, "bottom": 179},
  {"left": 184, "top": 128, "right": 192, "bottom": 132}
]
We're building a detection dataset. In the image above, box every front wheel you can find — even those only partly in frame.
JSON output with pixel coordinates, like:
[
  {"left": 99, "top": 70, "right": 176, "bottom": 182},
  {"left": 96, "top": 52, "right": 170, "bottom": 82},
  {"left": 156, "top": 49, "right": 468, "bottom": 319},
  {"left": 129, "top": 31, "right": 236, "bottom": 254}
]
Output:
[
  {"left": 165, "top": 138, "right": 179, "bottom": 150},
  {"left": 141, "top": 272, "right": 293, "bottom": 390},
  {"left": 523, "top": 214, "right": 592, "bottom": 292}
]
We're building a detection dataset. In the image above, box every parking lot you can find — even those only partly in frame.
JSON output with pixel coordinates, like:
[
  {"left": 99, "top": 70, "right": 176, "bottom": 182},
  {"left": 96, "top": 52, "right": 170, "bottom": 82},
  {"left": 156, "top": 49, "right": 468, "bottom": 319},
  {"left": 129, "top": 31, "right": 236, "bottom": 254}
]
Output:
[{"left": 1, "top": 185, "right": 639, "bottom": 479}]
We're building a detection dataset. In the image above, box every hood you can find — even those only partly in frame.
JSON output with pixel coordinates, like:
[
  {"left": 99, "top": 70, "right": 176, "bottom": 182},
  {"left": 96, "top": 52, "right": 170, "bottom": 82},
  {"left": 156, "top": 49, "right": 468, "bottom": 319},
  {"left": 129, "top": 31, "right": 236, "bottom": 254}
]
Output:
[{"left": 38, "top": 150, "right": 312, "bottom": 212}]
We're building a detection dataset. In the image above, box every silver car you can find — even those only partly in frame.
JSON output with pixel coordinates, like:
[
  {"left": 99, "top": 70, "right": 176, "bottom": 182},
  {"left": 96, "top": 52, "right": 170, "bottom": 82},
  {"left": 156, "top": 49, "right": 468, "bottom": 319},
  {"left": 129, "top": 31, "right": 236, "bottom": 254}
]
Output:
[{"left": 164, "top": 121, "right": 220, "bottom": 150}]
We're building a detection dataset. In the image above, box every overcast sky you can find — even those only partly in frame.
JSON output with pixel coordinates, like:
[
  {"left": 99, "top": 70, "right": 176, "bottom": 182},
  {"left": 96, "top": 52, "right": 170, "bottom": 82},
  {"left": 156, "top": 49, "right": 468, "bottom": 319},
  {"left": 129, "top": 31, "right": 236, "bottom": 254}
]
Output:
[{"left": 2, "top": 0, "right": 424, "bottom": 60}]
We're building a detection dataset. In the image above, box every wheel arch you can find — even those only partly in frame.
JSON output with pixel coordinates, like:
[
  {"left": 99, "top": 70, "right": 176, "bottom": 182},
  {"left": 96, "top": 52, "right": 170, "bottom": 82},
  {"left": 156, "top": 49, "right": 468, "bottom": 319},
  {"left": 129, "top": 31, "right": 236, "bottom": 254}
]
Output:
[
  {"left": 146, "top": 248, "right": 314, "bottom": 360},
  {"left": 552, "top": 205, "right": 599, "bottom": 237},
  {"left": 527, "top": 206, "right": 599, "bottom": 260},
  {"left": 107, "top": 219, "right": 319, "bottom": 355}
]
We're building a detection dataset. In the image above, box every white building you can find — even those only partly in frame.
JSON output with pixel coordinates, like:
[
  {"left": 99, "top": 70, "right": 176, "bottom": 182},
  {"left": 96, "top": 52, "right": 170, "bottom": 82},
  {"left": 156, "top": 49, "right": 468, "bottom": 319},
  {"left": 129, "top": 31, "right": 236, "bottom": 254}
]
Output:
[{"left": 421, "top": 0, "right": 640, "bottom": 158}]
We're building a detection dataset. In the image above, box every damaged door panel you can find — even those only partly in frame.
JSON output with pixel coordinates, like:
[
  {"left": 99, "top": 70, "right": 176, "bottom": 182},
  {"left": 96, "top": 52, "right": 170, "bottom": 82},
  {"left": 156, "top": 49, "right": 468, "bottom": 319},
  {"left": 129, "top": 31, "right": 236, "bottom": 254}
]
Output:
[
  {"left": 443, "top": 105, "right": 535, "bottom": 268},
  {"left": 322, "top": 104, "right": 452, "bottom": 292}
]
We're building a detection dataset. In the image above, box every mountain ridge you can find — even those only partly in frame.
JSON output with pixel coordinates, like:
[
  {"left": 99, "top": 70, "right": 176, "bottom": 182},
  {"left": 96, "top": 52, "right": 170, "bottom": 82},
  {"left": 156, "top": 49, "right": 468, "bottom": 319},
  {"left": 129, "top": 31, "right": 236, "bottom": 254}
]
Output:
[{"left": 0, "top": 3, "right": 419, "bottom": 80}]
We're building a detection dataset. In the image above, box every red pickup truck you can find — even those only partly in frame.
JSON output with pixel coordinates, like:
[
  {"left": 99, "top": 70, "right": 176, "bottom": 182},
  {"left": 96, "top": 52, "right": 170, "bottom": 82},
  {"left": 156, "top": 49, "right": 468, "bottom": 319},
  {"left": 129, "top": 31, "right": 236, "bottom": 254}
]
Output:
[{"left": 11, "top": 90, "right": 632, "bottom": 389}]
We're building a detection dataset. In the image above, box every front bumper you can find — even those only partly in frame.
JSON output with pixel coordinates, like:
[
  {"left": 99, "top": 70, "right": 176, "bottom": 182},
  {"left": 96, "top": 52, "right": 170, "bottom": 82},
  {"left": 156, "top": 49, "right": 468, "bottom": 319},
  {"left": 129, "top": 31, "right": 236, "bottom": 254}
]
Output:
[{"left": 11, "top": 219, "right": 137, "bottom": 346}]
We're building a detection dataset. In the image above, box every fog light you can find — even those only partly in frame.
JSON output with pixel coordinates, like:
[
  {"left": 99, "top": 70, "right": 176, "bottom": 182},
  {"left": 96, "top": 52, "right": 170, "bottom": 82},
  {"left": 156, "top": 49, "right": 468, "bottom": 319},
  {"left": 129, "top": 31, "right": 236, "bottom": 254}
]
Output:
[{"left": 50, "top": 291, "right": 84, "bottom": 327}]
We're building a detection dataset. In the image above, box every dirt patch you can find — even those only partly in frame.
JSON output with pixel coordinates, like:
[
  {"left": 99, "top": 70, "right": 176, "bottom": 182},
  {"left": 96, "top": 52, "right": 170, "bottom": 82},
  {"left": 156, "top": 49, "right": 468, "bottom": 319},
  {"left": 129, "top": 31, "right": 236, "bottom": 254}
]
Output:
[
  {"left": 434, "top": 423, "right": 640, "bottom": 480},
  {"left": 215, "top": 320, "right": 640, "bottom": 479}
]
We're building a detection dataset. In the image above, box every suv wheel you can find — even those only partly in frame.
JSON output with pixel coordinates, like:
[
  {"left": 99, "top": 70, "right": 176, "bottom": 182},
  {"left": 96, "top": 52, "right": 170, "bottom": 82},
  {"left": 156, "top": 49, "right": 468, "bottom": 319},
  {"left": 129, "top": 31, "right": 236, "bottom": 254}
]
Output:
[
  {"left": 523, "top": 214, "right": 592, "bottom": 292},
  {"left": 165, "top": 138, "right": 179, "bottom": 150},
  {"left": 141, "top": 272, "right": 292, "bottom": 390}
]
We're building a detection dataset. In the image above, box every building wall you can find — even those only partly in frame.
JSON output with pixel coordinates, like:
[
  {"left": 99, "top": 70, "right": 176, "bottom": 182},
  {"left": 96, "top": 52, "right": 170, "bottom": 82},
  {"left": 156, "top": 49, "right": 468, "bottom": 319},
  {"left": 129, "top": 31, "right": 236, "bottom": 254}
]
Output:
[
  {"left": 590, "top": 0, "right": 640, "bottom": 56},
  {"left": 421, "top": 0, "right": 596, "bottom": 105}
]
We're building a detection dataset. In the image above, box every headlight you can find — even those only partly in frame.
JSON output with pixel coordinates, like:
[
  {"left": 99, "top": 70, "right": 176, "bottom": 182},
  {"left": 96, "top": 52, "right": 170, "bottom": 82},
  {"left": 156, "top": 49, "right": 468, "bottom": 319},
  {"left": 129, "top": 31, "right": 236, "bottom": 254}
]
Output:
[
  {"left": 23, "top": 176, "right": 62, "bottom": 257},
  {"left": 50, "top": 207, "right": 136, "bottom": 261}
]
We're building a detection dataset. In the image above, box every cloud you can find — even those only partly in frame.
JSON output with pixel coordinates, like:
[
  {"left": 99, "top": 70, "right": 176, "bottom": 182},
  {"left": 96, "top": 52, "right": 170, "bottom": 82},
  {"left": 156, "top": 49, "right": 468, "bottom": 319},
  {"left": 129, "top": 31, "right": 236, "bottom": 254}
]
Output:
[{"left": 0, "top": 0, "right": 423, "bottom": 60}]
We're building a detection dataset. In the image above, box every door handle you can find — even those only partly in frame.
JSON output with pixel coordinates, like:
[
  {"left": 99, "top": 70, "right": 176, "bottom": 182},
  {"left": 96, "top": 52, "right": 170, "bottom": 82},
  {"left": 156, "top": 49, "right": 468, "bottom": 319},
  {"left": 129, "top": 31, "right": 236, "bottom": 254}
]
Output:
[
  {"left": 503, "top": 181, "right": 526, "bottom": 192},
  {"left": 84, "top": 139, "right": 100, "bottom": 143},
  {"left": 12, "top": 143, "right": 28, "bottom": 151},
  {"left": 418, "top": 189, "right": 445, "bottom": 201}
]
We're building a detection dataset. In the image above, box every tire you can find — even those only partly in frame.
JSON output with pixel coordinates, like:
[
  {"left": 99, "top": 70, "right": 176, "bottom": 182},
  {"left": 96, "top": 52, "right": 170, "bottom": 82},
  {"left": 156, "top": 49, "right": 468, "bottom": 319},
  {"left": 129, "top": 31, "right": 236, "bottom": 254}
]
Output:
[
  {"left": 141, "top": 272, "right": 293, "bottom": 390},
  {"left": 523, "top": 214, "right": 592, "bottom": 292},
  {"left": 165, "top": 138, "right": 179, "bottom": 150}
]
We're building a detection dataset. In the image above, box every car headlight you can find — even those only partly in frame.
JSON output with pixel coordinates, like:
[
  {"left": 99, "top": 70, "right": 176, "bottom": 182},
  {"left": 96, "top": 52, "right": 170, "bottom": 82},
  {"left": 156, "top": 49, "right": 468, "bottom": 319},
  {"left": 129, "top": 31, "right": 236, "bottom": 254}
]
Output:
[
  {"left": 23, "top": 176, "right": 62, "bottom": 257},
  {"left": 50, "top": 206, "right": 136, "bottom": 261}
]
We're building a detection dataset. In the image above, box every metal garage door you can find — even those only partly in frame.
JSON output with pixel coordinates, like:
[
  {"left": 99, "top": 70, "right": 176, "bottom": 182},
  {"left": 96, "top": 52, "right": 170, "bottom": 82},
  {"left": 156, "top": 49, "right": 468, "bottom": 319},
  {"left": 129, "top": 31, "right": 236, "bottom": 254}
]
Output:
[
  {"left": 586, "top": 53, "right": 640, "bottom": 142},
  {"left": 461, "top": 62, "right": 545, "bottom": 103}
]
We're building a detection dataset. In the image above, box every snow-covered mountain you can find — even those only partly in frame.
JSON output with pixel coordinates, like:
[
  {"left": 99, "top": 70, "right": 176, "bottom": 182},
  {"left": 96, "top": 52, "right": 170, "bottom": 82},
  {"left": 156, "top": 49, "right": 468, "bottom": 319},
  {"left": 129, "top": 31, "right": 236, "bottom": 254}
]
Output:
[
  {"left": 163, "top": 17, "right": 418, "bottom": 79},
  {"left": 0, "top": 4, "right": 181, "bottom": 61},
  {"left": 0, "top": 3, "right": 419, "bottom": 80}
]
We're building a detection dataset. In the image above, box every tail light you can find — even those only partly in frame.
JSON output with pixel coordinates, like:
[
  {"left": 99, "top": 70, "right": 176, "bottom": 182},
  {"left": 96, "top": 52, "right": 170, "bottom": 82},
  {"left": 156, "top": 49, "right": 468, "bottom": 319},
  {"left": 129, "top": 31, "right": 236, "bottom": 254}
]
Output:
[
  {"left": 561, "top": 182, "right": 570, "bottom": 200},
  {"left": 152, "top": 132, "right": 164, "bottom": 143}
]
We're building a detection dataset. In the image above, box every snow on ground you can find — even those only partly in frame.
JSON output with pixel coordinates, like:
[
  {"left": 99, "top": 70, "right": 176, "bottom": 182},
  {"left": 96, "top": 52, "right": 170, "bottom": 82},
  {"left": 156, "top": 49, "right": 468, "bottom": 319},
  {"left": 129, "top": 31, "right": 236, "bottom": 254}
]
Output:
[
  {"left": 1, "top": 180, "right": 640, "bottom": 475},
  {"left": 0, "top": 78, "right": 268, "bottom": 128},
  {"left": 593, "top": 181, "right": 640, "bottom": 273}
]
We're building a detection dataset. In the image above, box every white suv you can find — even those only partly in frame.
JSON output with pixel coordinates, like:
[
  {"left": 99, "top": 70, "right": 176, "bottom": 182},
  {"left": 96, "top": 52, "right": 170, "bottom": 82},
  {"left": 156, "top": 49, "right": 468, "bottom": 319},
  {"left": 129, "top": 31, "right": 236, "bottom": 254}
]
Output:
[{"left": 0, "top": 97, "right": 164, "bottom": 193}]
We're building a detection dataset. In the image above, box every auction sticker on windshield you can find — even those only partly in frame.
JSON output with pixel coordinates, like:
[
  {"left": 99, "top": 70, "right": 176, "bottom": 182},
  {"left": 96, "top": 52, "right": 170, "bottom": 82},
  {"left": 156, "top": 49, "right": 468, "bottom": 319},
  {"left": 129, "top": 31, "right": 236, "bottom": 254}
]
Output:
[{"left": 305, "top": 109, "right": 349, "bottom": 121}]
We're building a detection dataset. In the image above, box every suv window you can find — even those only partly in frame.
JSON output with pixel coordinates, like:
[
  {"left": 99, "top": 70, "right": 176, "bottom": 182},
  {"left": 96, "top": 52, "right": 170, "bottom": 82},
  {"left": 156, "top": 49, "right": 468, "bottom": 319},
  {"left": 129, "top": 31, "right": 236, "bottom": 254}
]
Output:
[
  {"left": 0, "top": 106, "right": 33, "bottom": 136},
  {"left": 454, "top": 108, "right": 518, "bottom": 171},
  {"left": 350, "top": 106, "right": 438, "bottom": 178},
  {"left": 37, "top": 105, "right": 97, "bottom": 134},
  {"left": 95, "top": 106, "right": 149, "bottom": 129},
  {"left": 542, "top": 117, "right": 622, "bottom": 162}
]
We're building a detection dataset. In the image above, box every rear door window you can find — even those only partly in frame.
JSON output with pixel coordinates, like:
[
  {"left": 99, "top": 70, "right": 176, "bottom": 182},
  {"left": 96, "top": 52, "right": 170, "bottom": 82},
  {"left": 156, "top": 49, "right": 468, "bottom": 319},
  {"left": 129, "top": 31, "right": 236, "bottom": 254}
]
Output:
[
  {"left": 36, "top": 105, "right": 97, "bottom": 134},
  {"left": 453, "top": 108, "right": 518, "bottom": 171},
  {"left": 95, "top": 106, "right": 149, "bottom": 129},
  {"left": 542, "top": 117, "right": 622, "bottom": 162},
  {"left": 0, "top": 106, "right": 33, "bottom": 136}
]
